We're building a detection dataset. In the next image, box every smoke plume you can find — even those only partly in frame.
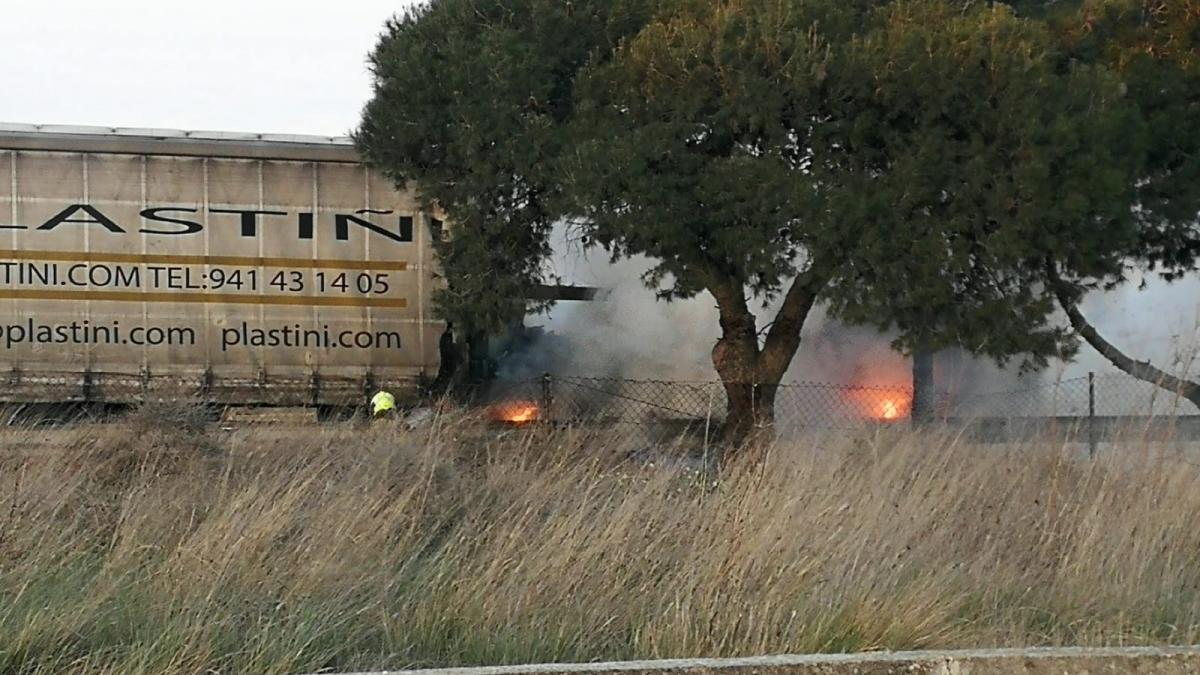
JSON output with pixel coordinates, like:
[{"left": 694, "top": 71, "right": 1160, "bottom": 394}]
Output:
[{"left": 501, "top": 226, "right": 1200, "bottom": 415}]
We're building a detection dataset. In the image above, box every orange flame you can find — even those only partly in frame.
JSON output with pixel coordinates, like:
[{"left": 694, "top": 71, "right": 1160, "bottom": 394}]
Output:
[
  {"left": 491, "top": 401, "right": 539, "bottom": 424},
  {"left": 846, "top": 389, "right": 912, "bottom": 422},
  {"left": 881, "top": 398, "right": 901, "bottom": 420}
]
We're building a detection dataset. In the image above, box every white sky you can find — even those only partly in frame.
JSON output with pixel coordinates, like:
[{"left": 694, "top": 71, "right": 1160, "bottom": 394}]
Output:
[{"left": 0, "top": 0, "right": 422, "bottom": 136}]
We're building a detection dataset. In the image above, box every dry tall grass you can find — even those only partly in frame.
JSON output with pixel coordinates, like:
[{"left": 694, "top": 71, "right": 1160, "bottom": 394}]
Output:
[{"left": 1, "top": 411, "right": 1199, "bottom": 674}]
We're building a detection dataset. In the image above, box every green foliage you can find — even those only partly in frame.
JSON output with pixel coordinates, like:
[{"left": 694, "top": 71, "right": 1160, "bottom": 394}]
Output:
[
  {"left": 568, "top": 0, "right": 1144, "bottom": 368},
  {"left": 355, "top": 0, "right": 660, "bottom": 334},
  {"left": 814, "top": 1, "right": 1146, "bottom": 364},
  {"left": 566, "top": 0, "right": 854, "bottom": 301},
  {"left": 1047, "top": 0, "right": 1200, "bottom": 283}
]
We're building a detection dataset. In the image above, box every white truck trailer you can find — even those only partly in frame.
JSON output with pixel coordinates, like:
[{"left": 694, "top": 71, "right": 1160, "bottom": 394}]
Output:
[{"left": 0, "top": 124, "right": 444, "bottom": 407}]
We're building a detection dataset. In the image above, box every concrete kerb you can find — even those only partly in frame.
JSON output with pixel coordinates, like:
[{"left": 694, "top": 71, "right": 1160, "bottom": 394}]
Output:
[{"left": 314, "top": 646, "right": 1200, "bottom": 675}]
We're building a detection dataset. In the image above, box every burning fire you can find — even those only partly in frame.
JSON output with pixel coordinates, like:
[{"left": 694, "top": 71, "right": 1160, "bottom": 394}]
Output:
[
  {"left": 880, "top": 398, "right": 901, "bottom": 420},
  {"left": 491, "top": 401, "right": 539, "bottom": 424},
  {"left": 846, "top": 389, "right": 912, "bottom": 422}
]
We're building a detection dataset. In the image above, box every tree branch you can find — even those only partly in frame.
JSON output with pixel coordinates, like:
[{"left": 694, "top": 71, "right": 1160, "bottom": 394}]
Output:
[
  {"left": 1046, "top": 264, "right": 1200, "bottom": 405},
  {"left": 758, "top": 270, "right": 826, "bottom": 384}
]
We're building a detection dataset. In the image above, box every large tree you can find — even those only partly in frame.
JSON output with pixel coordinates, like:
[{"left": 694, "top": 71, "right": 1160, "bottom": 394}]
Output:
[{"left": 358, "top": 0, "right": 1148, "bottom": 447}]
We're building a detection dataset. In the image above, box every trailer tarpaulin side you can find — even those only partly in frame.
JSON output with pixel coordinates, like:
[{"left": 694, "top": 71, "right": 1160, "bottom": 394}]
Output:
[{"left": 0, "top": 124, "right": 444, "bottom": 405}]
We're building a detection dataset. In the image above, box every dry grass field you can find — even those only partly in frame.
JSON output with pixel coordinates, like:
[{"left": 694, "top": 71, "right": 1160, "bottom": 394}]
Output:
[{"left": 1, "top": 405, "right": 1199, "bottom": 674}]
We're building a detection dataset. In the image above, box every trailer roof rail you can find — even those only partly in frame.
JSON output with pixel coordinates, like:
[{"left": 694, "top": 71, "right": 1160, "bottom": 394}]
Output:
[{"left": 0, "top": 122, "right": 361, "bottom": 163}]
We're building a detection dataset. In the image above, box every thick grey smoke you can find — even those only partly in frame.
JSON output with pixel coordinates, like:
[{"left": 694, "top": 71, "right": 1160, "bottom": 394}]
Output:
[
  {"left": 505, "top": 225, "right": 1200, "bottom": 413},
  {"left": 1072, "top": 273, "right": 1200, "bottom": 381},
  {"left": 507, "top": 250, "right": 720, "bottom": 382}
]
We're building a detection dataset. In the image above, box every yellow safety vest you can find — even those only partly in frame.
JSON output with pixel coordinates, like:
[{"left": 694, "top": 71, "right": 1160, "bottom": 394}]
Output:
[{"left": 371, "top": 391, "right": 396, "bottom": 415}]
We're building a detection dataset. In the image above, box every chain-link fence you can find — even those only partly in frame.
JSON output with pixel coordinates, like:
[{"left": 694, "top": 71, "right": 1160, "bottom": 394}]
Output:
[
  {"left": 483, "top": 372, "right": 1200, "bottom": 442},
  {"left": 486, "top": 375, "right": 918, "bottom": 427},
  {"left": 3, "top": 368, "right": 1199, "bottom": 442},
  {"left": 946, "top": 373, "right": 1200, "bottom": 418}
]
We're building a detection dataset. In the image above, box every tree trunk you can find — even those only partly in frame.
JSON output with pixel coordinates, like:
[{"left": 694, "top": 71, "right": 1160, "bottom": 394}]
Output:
[
  {"left": 911, "top": 348, "right": 936, "bottom": 426},
  {"left": 466, "top": 330, "right": 493, "bottom": 384},
  {"left": 1048, "top": 270, "right": 1200, "bottom": 409},
  {"left": 719, "top": 381, "right": 777, "bottom": 448},
  {"left": 708, "top": 271, "right": 824, "bottom": 452},
  {"left": 431, "top": 323, "right": 467, "bottom": 396},
  {"left": 710, "top": 281, "right": 762, "bottom": 448}
]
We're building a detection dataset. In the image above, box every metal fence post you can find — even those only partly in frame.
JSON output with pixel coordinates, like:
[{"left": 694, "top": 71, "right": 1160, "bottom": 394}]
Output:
[
  {"left": 541, "top": 373, "right": 553, "bottom": 425},
  {"left": 912, "top": 348, "right": 935, "bottom": 426},
  {"left": 1088, "top": 371, "right": 1097, "bottom": 458},
  {"left": 201, "top": 367, "right": 214, "bottom": 403},
  {"left": 361, "top": 372, "right": 376, "bottom": 420}
]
